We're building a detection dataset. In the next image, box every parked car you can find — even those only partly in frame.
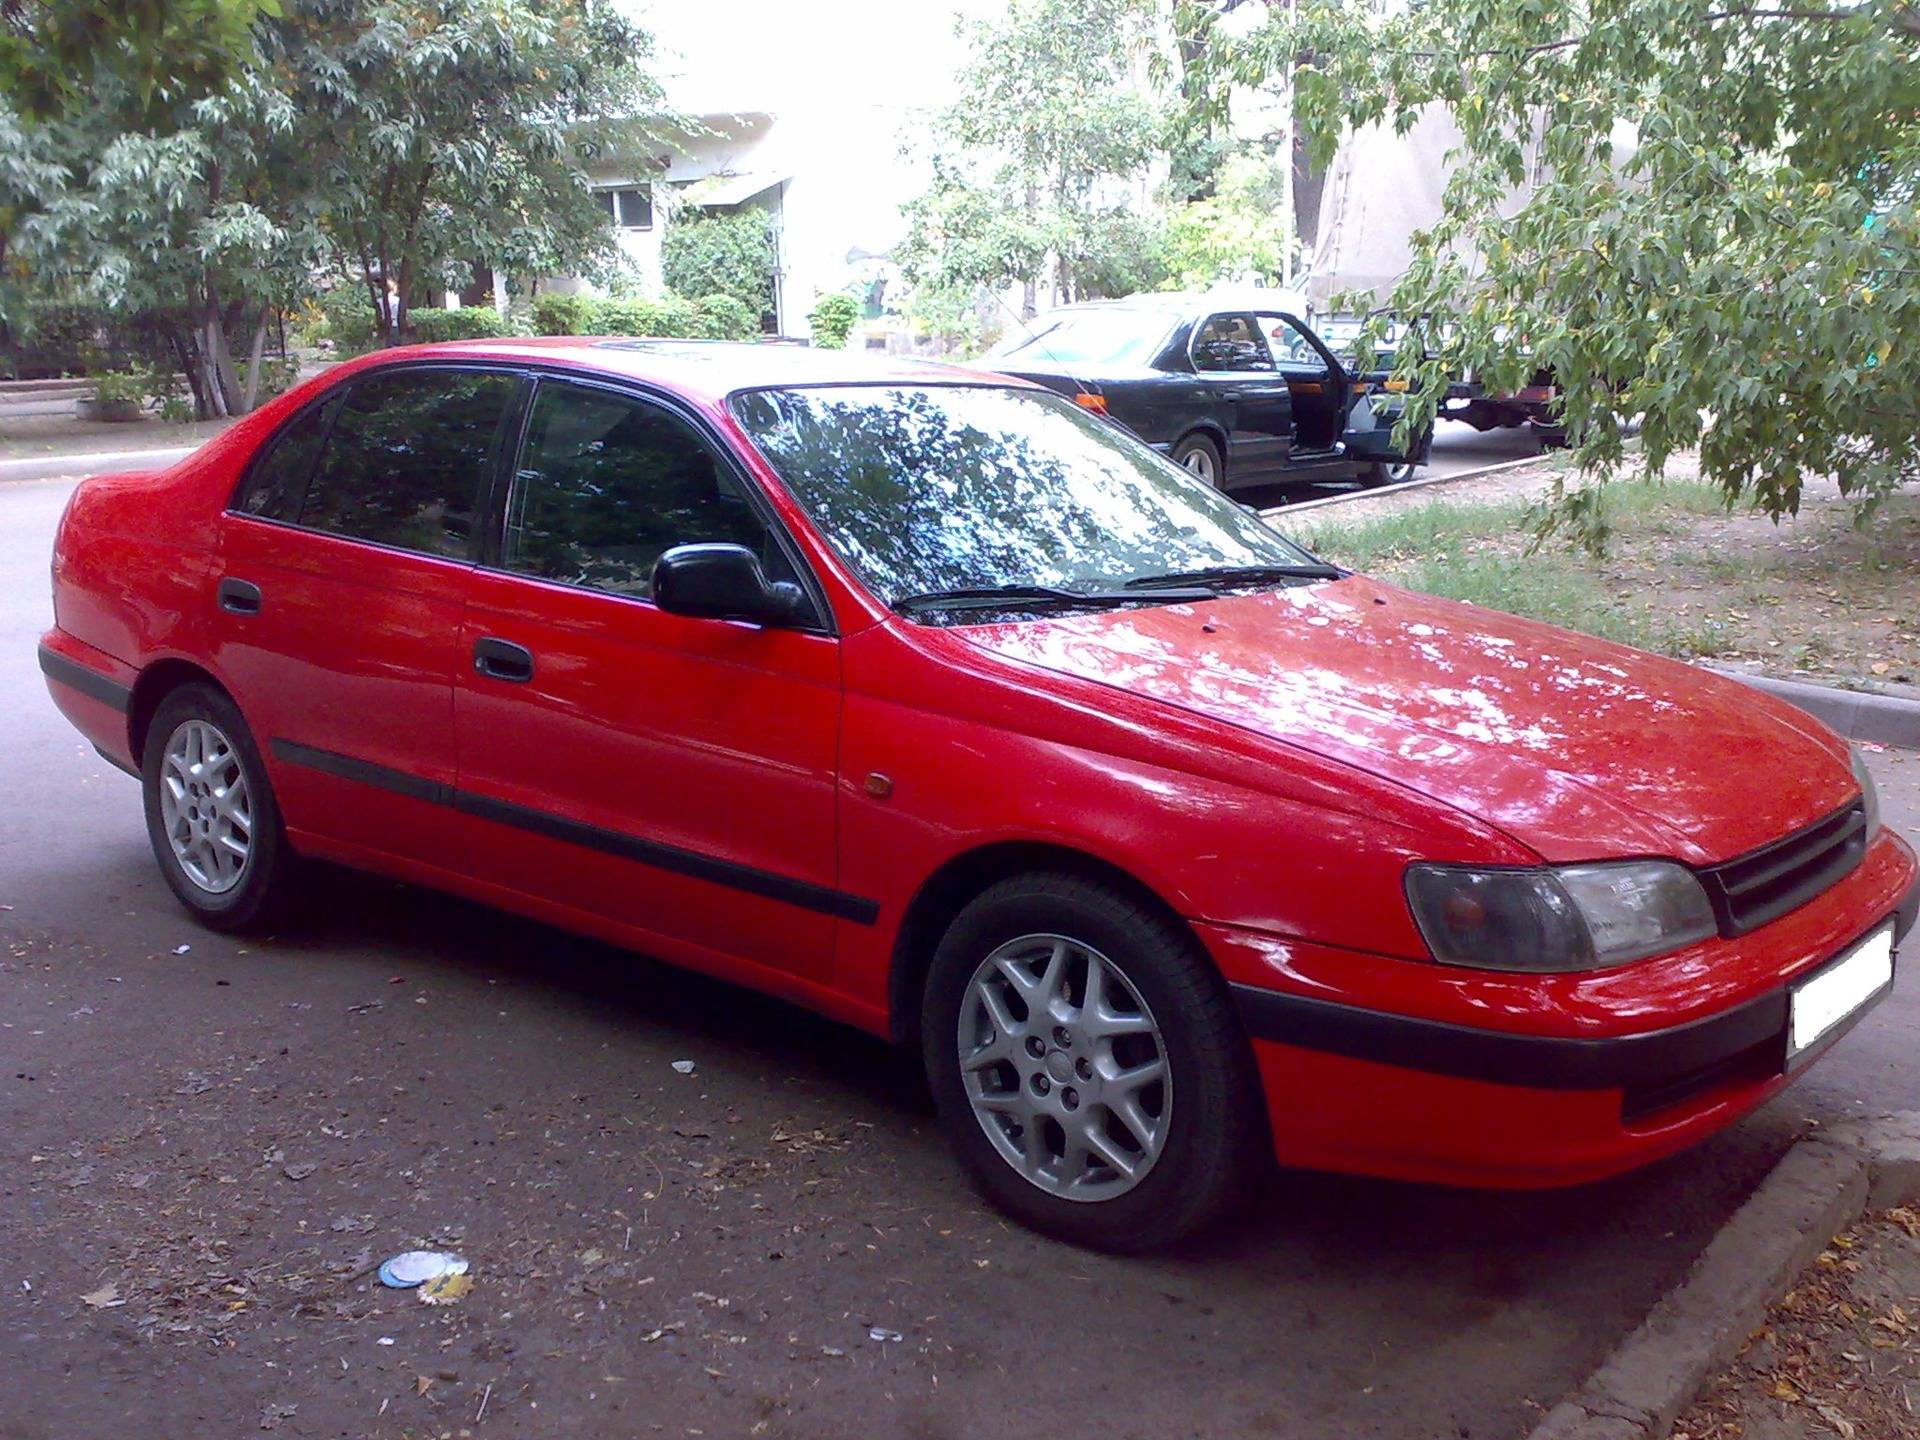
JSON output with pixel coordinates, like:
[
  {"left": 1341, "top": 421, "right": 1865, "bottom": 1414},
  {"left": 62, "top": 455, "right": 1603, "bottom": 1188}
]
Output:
[
  {"left": 982, "top": 295, "right": 1429, "bottom": 492},
  {"left": 40, "top": 339, "right": 1916, "bottom": 1251}
]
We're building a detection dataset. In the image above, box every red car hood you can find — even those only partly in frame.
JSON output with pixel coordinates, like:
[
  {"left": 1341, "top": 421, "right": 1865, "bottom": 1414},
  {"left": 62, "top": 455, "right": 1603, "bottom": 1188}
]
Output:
[{"left": 958, "top": 577, "right": 1853, "bottom": 865}]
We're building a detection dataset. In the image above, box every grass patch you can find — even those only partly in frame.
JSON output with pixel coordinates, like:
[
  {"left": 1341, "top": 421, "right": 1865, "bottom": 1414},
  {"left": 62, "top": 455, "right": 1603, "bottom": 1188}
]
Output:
[{"left": 1290, "top": 480, "right": 1744, "bottom": 659}]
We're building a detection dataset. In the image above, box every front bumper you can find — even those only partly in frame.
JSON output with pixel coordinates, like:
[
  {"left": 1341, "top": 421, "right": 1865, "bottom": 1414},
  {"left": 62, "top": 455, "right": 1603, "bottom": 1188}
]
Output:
[{"left": 1207, "top": 832, "right": 1919, "bottom": 1188}]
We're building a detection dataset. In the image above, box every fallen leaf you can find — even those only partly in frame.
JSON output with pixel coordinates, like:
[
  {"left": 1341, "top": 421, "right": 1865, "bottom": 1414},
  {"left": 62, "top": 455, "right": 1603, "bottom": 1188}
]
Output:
[{"left": 79, "top": 1284, "right": 123, "bottom": 1309}]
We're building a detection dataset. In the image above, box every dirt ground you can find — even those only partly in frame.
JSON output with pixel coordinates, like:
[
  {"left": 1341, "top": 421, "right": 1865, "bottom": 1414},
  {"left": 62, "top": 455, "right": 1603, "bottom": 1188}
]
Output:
[{"left": 1674, "top": 1208, "right": 1920, "bottom": 1440}]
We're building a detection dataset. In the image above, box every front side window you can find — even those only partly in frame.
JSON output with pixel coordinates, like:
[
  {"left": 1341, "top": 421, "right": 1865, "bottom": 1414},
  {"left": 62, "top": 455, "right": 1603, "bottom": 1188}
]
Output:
[
  {"left": 297, "top": 368, "right": 516, "bottom": 558},
  {"left": 1191, "top": 314, "right": 1273, "bottom": 373},
  {"left": 501, "top": 380, "right": 770, "bottom": 597},
  {"left": 729, "top": 384, "right": 1326, "bottom": 617}
]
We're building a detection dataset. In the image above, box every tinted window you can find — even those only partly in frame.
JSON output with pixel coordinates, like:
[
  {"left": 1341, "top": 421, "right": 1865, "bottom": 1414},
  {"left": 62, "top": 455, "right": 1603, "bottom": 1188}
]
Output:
[
  {"left": 502, "top": 381, "right": 769, "bottom": 597},
  {"left": 238, "top": 396, "right": 338, "bottom": 521},
  {"left": 730, "top": 384, "right": 1321, "bottom": 611},
  {"left": 298, "top": 369, "right": 515, "bottom": 557}
]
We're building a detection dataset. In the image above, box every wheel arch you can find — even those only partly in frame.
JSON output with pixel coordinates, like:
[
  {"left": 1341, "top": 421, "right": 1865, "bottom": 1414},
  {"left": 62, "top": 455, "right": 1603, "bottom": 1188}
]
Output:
[
  {"left": 1170, "top": 425, "right": 1228, "bottom": 475},
  {"left": 886, "top": 840, "right": 1204, "bottom": 1048},
  {"left": 128, "top": 659, "right": 230, "bottom": 764}
]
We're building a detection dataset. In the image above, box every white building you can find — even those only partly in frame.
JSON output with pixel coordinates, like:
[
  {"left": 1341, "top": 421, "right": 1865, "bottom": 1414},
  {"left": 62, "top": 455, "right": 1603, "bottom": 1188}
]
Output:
[{"left": 564, "top": 0, "right": 1003, "bottom": 338}]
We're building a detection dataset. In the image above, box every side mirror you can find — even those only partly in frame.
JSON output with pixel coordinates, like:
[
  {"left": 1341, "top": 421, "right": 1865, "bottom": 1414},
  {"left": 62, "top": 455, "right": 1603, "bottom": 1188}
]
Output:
[{"left": 652, "top": 543, "right": 803, "bottom": 626}]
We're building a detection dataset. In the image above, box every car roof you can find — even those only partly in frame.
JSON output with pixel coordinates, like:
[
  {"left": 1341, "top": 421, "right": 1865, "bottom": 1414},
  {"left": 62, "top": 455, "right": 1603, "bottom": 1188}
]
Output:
[
  {"left": 1031, "top": 292, "right": 1308, "bottom": 321},
  {"left": 355, "top": 337, "right": 998, "bottom": 407}
]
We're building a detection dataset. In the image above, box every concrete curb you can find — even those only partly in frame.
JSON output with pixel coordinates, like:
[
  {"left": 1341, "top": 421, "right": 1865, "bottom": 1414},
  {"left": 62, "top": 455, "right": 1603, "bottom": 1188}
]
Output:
[
  {"left": 1260, "top": 452, "right": 1551, "bottom": 519},
  {"left": 0, "top": 445, "right": 196, "bottom": 485},
  {"left": 1705, "top": 665, "right": 1920, "bottom": 750},
  {"left": 1524, "top": 1113, "right": 1920, "bottom": 1440}
]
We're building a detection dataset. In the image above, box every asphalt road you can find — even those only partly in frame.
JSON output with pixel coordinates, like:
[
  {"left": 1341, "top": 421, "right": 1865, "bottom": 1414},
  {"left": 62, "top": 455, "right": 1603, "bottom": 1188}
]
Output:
[{"left": 2, "top": 473, "right": 1915, "bottom": 1440}]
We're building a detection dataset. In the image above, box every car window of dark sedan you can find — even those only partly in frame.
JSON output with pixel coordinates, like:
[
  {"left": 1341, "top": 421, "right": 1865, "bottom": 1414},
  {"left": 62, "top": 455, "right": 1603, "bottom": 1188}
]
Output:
[
  {"left": 500, "top": 380, "right": 772, "bottom": 597},
  {"left": 283, "top": 368, "right": 517, "bottom": 558},
  {"left": 730, "top": 383, "right": 1325, "bottom": 617},
  {"left": 986, "top": 309, "right": 1179, "bottom": 368},
  {"left": 1191, "top": 314, "right": 1275, "bottom": 373}
]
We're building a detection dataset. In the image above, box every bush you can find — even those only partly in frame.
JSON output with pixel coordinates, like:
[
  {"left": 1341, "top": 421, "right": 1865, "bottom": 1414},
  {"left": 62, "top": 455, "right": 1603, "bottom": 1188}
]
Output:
[
  {"left": 408, "top": 304, "right": 510, "bottom": 343},
  {"left": 315, "top": 286, "right": 378, "bottom": 354},
  {"left": 90, "top": 368, "right": 146, "bottom": 405},
  {"left": 532, "top": 292, "right": 592, "bottom": 336},
  {"left": 808, "top": 292, "right": 860, "bottom": 349},
  {"left": 661, "top": 208, "right": 777, "bottom": 323},
  {"left": 692, "top": 293, "right": 757, "bottom": 341},
  {"left": 1, "top": 302, "right": 150, "bottom": 378}
]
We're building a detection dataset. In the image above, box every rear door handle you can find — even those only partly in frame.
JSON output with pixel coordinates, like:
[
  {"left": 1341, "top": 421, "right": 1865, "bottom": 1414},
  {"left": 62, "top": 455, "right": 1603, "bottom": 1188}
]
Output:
[
  {"left": 473, "top": 637, "right": 535, "bottom": 684},
  {"left": 217, "top": 578, "right": 262, "bottom": 615}
]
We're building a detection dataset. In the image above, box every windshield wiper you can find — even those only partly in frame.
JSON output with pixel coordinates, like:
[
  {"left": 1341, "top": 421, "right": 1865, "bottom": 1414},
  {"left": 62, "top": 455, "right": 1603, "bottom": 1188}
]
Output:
[
  {"left": 1123, "top": 562, "right": 1344, "bottom": 591},
  {"left": 892, "top": 582, "right": 1212, "bottom": 615}
]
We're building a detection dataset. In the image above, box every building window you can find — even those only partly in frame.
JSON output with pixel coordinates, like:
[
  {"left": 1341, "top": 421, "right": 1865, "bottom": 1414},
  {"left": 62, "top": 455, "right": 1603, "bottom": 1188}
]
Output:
[{"left": 595, "top": 186, "right": 653, "bottom": 230}]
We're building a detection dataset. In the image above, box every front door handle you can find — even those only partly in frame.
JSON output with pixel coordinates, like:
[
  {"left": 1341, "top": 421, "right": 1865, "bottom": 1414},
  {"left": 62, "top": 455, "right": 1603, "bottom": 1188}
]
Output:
[
  {"left": 473, "top": 636, "right": 534, "bottom": 684},
  {"left": 217, "top": 577, "right": 262, "bottom": 615}
]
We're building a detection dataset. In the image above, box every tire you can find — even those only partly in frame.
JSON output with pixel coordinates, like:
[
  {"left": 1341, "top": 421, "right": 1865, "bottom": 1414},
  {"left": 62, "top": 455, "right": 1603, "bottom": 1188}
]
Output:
[
  {"left": 141, "top": 681, "right": 300, "bottom": 933},
  {"left": 921, "top": 872, "right": 1263, "bottom": 1252},
  {"left": 1364, "top": 459, "right": 1418, "bottom": 487},
  {"left": 1170, "top": 433, "right": 1224, "bottom": 488},
  {"left": 1532, "top": 421, "right": 1570, "bottom": 449}
]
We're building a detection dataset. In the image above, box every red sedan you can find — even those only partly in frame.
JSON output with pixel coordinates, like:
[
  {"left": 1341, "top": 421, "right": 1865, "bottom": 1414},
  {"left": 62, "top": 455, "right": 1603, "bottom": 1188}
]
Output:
[{"left": 39, "top": 339, "right": 1918, "bottom": 1251}]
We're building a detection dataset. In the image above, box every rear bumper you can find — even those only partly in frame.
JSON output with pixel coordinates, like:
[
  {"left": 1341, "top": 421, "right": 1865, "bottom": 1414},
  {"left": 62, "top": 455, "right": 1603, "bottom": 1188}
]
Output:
[
  {"left": 1212, "top": 836, "right": 1918, "bottom": 1188},
  {"left": 39, "top": 632, "right": 138, "bottom": 771}
]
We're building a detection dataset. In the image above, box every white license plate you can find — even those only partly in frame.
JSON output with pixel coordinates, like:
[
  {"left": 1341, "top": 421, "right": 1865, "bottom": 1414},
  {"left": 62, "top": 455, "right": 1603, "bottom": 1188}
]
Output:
[{"left": 1788, "top": 924, "right": 1895, "bottom": 1061}]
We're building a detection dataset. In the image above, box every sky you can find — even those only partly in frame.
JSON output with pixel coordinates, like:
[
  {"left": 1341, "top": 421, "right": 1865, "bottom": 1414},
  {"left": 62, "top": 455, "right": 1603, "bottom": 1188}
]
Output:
[{"left": 632, "top": 0, "right": 1008, "bottom": 117}]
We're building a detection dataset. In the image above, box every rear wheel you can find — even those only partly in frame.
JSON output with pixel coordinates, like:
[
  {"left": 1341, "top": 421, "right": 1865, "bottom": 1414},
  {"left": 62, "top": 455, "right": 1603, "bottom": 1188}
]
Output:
[
  {"left": 142, "top": 682, "right": 300, "bottom": 932},
  {"left": 1170, "top": 433, "right": 1224, "bottom": 488},
  {"left": 921, "top": 872, "right": 1263, "bottom": 1251}
]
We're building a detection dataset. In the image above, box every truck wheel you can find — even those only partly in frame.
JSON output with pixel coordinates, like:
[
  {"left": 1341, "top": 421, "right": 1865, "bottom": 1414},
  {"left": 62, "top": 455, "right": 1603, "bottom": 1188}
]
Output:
[
  {"left": 921, "top": 872, "right": 1263, "bottom": 1251},
  {"left": 1171, "top": 434, "right": 1224, "bottom": 487},
  {"left": 142, "top": 682, "right": 301, "bottom": 933}
]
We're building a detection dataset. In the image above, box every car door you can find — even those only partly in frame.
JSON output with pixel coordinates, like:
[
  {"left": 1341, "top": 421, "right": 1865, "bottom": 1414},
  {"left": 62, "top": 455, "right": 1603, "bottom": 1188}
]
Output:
[
  {"left": 454, "top": 376, "right": 843, "bottom": 982},
  {"left": 1254, "top": 312, "right": 1350, "bottom": 455},
  {"left": 1188, "top": 312, "right": 1294, "bottom": 485},
  {"left": 213, "top": 365, "right": 520, "bottom": 873}
]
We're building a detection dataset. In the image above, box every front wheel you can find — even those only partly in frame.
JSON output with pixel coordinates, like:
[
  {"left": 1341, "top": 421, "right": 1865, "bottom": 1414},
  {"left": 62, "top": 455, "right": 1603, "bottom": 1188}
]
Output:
[
  {"left": 921, "top": 873, "right": 1263, "bottom": 1251},
  {"left": 142, "top": 682, "right": 300, "bottom": 932}
]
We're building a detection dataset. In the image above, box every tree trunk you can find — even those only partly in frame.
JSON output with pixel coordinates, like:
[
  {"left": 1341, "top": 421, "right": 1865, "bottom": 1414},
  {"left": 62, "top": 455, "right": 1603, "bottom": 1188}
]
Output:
[
  {"left": 240, "top": 310, "right": 271, "bottom": 413},
  {"left": 203, "top": 314, "right": 243, "bottom": 416}
]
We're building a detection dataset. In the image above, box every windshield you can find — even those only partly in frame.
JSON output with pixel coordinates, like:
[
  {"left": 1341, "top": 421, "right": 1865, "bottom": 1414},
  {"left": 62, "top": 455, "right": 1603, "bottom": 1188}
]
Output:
[
  {"left": 984, "top": 310, "right": 1178, "bottom": 368},
  {"left": 728, "top": 383, "right": 1328, "bottom": 620}
]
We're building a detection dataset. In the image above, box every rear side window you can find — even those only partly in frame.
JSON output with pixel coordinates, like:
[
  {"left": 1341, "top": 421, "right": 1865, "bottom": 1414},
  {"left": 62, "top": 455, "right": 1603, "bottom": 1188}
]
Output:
[
  {"left": 501, "top": 380, "right": 770, "bottom": 596},
  {"left": 237, "top": 396, "right": 337, "bottom": 522},
  {"left": 295, "top": 368, "right": 515, "bottom": 558}
]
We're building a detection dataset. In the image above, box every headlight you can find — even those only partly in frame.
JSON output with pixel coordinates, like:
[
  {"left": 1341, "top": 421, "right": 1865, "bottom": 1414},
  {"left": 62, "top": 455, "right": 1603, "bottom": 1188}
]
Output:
[
  {"left": 1852, "top": 746, "right": 1881, "bottom": 841},
  {"left": 1405, "top": 860, "right": 1718, "bottom": 972}
]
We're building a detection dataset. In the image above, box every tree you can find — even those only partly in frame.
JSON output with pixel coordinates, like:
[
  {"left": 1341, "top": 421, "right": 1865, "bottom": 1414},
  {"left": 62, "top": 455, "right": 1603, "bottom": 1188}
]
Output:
[
  {"left": 1194, "top": 0, "right": 1920, "bottom": 529},
  {"left": 900, "top": 0, "right": 1167, "bottom": 321},
  {"left": 0, "top": 0, "right": 272, "bottom": 125},
  {"left": 273, "top": 0, "right": 674, "bottom": 342}
]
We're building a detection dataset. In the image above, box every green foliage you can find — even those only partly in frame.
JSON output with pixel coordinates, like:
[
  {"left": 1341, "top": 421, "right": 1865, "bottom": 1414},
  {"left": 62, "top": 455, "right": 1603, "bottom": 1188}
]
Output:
[
  {"left": 1159, "top": 151, "right": 1293, "bottom": 290},
  {"left": 408, "top": 304, "right": 510, "bottom": 343},
  {"left": 268, "top": 0, "right": 676, "bottom": 343},
  {"left": 692, "top": 292, "right": 758, "bottom": 342},
  {"left": 315, "top": 285, "right": 377, "bottom": 354},
  {"left": 532, "top": 291, "right": 592, "bottom": 336},
  {"left": 0, "top": 0, "right": 273, "bottom": 126},
  {"left": 660, "top": 208, "right": 776, "bottom": 326},
  {"left": 899, "top": 0, "right": 1163, "bottom": 321},
  {"left": 89, "top": 367, "right": 146, "bottom": 405},
  {"left": 807, "top": 292, "right": 859, "bottom": 349},
  {"left": 1193, "top": 0, "right": 1920, "bottom": 522}
]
